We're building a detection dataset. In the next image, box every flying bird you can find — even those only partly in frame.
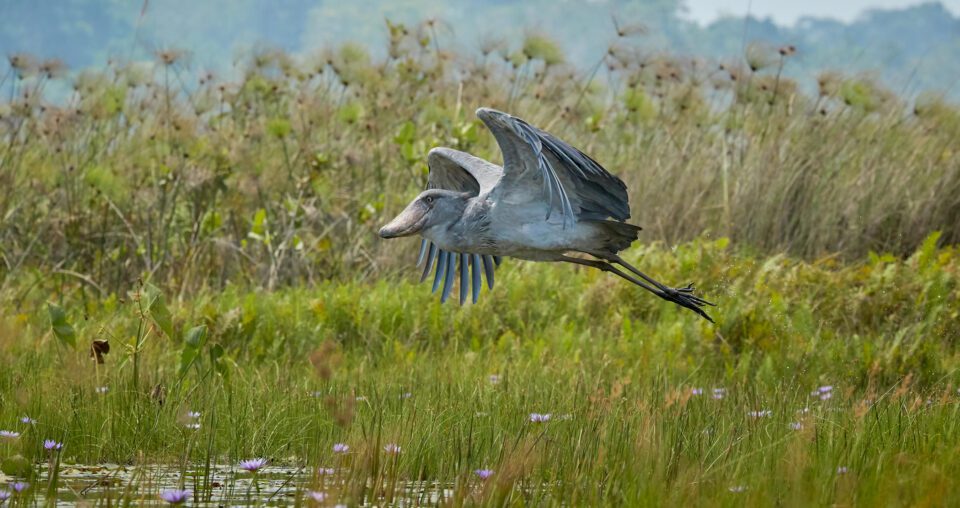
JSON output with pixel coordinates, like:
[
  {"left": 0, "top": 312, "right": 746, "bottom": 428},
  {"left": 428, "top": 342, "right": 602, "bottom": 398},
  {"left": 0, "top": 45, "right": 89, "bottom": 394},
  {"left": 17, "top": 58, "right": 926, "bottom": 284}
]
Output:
[{"left": 378, "top": 107, "right": 715, "bottom": 321}]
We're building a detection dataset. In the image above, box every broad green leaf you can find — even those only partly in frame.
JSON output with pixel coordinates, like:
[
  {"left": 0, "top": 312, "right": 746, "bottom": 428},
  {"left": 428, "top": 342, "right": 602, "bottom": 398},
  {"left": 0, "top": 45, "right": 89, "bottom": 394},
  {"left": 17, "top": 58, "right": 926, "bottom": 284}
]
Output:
[
  {"left": 179, "top": 325, "right": 208, "bottom": 375},
  {"left": 184, "top": 325, "right": 207, "bottom": 348},
  {"left": 251, "top": 209, "right": 267, "bottom": 236},
  {"left": 144, "top": 284, "right": 174, "bottom": 339},
  {"left": 179, "top": 347, "right": 199, "bottom": 376},
  {"left": 48, "top": 303, "right": 76, "bottom": 348},
  {"left": 1, "top": 455, "right": 32, "bottom": 478},
  {"left": 210, "top": 344, "right": 229, "bottom": 379}
]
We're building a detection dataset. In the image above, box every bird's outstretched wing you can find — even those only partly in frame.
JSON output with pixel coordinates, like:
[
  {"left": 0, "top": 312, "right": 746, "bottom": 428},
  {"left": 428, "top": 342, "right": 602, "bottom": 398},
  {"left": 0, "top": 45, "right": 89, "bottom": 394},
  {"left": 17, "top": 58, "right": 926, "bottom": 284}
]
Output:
[
  {"left": 414, "top": 147, "right": 504, "bottom": 305},
  {"left": 476, "top": 107, "right": 630, "bottom": 228},
  {"left": 425, "top": 147, "right": 501, "bottom": 195}
]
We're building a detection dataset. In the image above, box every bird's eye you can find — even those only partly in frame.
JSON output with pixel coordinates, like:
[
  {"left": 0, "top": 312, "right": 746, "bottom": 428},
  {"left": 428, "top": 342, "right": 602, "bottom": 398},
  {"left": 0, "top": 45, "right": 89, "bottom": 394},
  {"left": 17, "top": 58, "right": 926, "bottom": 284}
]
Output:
[{"left": 424, "top": 196, "right": 434, "bottom": 204}]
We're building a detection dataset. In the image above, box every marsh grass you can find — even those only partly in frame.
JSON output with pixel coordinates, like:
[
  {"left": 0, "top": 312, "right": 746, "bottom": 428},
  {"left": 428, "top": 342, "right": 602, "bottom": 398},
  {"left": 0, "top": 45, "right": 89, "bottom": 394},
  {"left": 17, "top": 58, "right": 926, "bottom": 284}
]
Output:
[
  {"left": 1, "top": 18, "right": 960, "bottom": 506},
  {"left": 1, "top": 21, "right": 959, "bottom": 297},
  {"left": 0, "top": 238, "right": 958, "bottom": 505}
]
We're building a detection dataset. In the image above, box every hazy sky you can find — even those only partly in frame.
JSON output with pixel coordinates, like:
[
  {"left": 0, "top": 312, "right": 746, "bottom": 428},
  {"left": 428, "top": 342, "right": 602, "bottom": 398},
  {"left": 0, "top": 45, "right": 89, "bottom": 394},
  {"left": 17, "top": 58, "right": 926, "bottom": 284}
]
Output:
[{"left": 682, "top": 0, "right": 960, "bottom": 24}]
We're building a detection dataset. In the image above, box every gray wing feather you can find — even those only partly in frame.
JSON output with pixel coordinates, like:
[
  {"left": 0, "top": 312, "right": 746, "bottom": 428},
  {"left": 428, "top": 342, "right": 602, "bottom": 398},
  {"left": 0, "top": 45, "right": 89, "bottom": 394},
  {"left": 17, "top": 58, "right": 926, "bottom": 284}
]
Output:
[
  {"left": 416, "top": 239, "right": 428, "bottom": 266},
  {"left": 432, "top": 250, "right": 448, "bottom": 293},
  {"left": 471, "top": 254, "right": 482, "bottom": 303},
  {"left": 419, "top": 244, "right": 501, "bottom": 304},
  {"left": 441, "top": 253, "right": 456, "bottom": 303},
  {"left": 459, "top": 253, "right": 469, "bottom": 305},
  {"left": 477, "top": 108, "right": 630, "bottom": 225},
  {"left": 419, "top": 243, "right": 438, "bottom": 283},
  {"left": 482, "top": 255, "right": 495, "bottom": 290},
  {"left": 426, "top": 147, "right": 502, "bottom": 196}
]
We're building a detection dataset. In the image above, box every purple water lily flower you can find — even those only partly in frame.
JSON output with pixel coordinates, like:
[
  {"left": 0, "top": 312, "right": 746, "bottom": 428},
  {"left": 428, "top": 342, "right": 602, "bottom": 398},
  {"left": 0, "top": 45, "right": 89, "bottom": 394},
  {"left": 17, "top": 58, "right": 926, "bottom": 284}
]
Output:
[
  {"left": 789, "top": 422, "right": 803, "bottom": 430},
  {"left": 837, "top": 466, "right": 849, "bottom": 474},
  {"left": 307, "top": 491, "right": 328, "bottom": 502},
  {"left": 239, "top": 458, "right": 268, "bottom": 473},
  {"left": 159, "top": 489, "right": 191, "bottom": 504},
  {"left": 19, "top": 417, "right": 35, "bottom": 425},
  {"left": 43, "top": 439, "right": 63, "bottom": 450},
  {"left": 488, "top": 374, "right": 501, "bottom": 384},
  {"left": 332, "top": 443, "right": 349, "bottom": 453},
  {"left": 0, "top": 490, "right": 9, "bottom": 501},
  {"left": 383, "top": 443, "right": 401, "bottom": 454},
  {"left": 474, "top": 469, "right": 494, "bottom": 479},
  {"left": 0, "top": 431, "right": 20, "bottom": 440},
  {"left": 529, "top": 413, "right": 552, "bottom": 423},
  {"left": 712, "top": 388, "right": 726, "bottom": 399},
  {"left": 318, "top": 467, "right": 335, "bottom": 475},
  {"left": 691, "top": 388, "right": 703, "bottom": 396},
  {"left": 11, "top": 482, "right": 28, "bottom": 493}
]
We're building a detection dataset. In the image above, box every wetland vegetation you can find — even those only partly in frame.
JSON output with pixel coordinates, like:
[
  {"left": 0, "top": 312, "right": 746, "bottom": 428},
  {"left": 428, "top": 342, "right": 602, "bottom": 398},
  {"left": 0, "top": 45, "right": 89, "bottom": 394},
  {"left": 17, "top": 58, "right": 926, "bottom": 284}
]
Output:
[{"left": 0, "top": 16, "right": 959, "bottom": 506}]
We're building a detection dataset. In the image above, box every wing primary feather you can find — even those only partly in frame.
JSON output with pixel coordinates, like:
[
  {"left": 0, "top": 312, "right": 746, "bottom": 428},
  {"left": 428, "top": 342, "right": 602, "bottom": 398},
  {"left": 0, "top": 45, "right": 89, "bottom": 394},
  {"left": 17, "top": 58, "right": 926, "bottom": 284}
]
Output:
[
  {"left": 420, "top": 243, "right": 438, "bottom": 283},
  {"left": 416, "top": 239, "right": 428, "bottom": 266},
  {"left": 432, "top": 250, "right": 448, "bottom": 293},
  {"left": 511, "top": 117, "right": 578, "bottom": 227},
  {"left": 542, "top": 136, "right": 587, "bottom": 178},
  {"left": 471, "top": 254, "right": 482, "bottom": 303},
  {"left": 541, "top": 153, "right": 555, "bottom": 221},
  {"left": 482, "top": 255, "right": 495, "bottom": 289},
  {"left": 441, "top": 252, "right": 456, "bottom": 303},
  {"left": 459, "top": 253, "right": 469, "bottom": 305}
]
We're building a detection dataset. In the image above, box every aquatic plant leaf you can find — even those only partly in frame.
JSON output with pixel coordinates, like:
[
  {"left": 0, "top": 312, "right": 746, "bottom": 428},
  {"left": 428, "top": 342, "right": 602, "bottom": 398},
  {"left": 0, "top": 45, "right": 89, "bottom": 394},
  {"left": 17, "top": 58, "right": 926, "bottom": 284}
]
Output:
[
  {"left": 144, "top": 283, "right": 174, "bottom": 339},
  {"left": 210, "top": 343, "right": 229, "bottom": 379},
  {"left": 180, "top": 325, "right": 208, "bottom": 375},
  {"left": 1, "top": 455, "right": 32, "bottom": 478},
  {"left": 184, "top": 325, "right": 207, "bottom": 348},
  {"left": 48, "top": 303, "right": 76, "bottom": 348}
]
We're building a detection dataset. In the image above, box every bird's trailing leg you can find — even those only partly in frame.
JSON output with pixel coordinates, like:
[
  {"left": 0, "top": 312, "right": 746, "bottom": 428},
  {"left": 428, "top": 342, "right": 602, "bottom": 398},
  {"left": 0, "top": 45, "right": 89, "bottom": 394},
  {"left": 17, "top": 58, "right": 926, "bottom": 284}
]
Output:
[
  {"left": 560, "top": 255, "right": 716, "bottom": 322},
  {"left": 608, "top": 254, "right": 715, "bottom": 321}
]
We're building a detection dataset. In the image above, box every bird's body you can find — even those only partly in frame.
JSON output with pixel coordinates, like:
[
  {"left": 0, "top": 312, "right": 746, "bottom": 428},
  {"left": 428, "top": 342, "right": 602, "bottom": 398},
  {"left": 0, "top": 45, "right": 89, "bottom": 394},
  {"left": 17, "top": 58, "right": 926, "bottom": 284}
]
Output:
[
  {"left": 379, "top": 107, "right": 715, "bottom": 321},
  {"left": 424, "top": 193, "right": 617, "bottom": 261}
]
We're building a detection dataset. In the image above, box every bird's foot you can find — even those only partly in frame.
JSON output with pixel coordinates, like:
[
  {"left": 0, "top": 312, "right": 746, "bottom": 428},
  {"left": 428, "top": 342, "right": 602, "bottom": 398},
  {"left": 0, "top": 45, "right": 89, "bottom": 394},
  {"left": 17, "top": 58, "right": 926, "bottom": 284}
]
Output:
[{"left": 657, "top": 283, "right": 716, "bottom": 323}]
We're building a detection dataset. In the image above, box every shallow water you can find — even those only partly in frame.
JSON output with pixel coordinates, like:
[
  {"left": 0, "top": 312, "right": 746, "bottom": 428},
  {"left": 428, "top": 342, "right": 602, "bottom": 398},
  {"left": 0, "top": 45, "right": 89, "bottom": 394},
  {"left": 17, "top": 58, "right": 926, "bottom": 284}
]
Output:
[{"left": 4, "top": 464, "right": 454, "bottom": 506}]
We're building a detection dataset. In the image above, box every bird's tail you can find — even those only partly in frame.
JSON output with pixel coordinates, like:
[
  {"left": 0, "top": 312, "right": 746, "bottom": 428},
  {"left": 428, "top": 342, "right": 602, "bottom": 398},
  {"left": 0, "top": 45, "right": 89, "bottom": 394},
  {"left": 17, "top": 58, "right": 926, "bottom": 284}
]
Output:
[{"left": 592, "top": 220, "right": 642, "bottom": 253}]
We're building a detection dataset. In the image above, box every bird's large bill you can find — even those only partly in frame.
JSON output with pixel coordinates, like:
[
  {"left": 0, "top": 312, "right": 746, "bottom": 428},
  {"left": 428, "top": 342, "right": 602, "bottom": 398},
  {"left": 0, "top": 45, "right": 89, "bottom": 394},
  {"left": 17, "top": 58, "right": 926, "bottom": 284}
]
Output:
[{"left": 379, "top": 200, "right": 429, "bottom": 238}]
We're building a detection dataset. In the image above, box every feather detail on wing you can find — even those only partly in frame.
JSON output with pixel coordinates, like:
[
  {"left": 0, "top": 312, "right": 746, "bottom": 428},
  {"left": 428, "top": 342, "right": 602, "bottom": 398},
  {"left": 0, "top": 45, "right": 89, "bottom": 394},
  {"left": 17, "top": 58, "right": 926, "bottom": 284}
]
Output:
[
  {"left": 476, "top": 107, "right": 630, "bottom": 228},
  {"left": 415, "top": 238, "right": 500, "bottom": 305},
  {"left": 426, "top": 147, "right": 501, "bottom": 195}
]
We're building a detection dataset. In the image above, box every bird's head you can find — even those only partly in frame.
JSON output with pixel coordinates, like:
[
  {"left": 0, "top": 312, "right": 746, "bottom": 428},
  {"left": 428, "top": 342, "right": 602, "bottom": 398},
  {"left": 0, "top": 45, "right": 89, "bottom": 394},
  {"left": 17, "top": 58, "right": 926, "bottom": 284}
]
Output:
[{"left": 378, "top": 189, "right": 469, "bottom": 239}]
